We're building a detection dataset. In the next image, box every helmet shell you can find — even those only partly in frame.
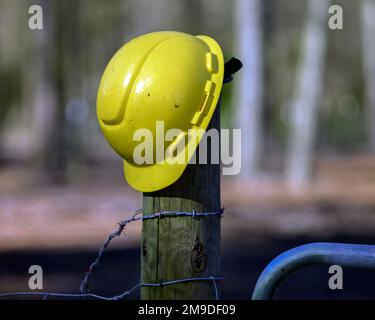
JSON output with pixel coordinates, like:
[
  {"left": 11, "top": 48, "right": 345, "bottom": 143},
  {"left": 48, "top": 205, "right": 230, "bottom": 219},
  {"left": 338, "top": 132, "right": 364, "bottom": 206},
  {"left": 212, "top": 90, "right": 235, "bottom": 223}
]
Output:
[{"left": 97, "top": 31, "right": 224, "bottom": 192}]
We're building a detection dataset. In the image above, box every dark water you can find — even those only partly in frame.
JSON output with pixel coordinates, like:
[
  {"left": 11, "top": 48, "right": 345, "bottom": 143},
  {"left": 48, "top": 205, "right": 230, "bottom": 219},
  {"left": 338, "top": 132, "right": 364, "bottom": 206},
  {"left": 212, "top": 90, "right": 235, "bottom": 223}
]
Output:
[{"left": 1, "top": 234, "right": 375, "bottom": 300}]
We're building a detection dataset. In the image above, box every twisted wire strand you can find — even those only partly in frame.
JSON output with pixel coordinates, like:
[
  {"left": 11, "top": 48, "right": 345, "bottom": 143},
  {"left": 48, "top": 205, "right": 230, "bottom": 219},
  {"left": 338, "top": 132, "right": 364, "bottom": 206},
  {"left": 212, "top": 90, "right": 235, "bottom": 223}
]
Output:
[
  {"left": 0, "top": 208, "right": 224, "bottom": 300},
  {"left": 80, "top": 208, "right": 224, "bottom": 294},
  {"left": 0, "top": 276, "right": 223, "bottom": 300}
]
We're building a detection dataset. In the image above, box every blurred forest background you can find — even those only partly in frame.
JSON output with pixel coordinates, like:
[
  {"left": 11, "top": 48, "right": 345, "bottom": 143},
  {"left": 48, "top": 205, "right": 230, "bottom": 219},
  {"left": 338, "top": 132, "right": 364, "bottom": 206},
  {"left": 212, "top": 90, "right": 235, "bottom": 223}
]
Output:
[{"left": 2, "top": 0, "right": 375, "bottom": 299}]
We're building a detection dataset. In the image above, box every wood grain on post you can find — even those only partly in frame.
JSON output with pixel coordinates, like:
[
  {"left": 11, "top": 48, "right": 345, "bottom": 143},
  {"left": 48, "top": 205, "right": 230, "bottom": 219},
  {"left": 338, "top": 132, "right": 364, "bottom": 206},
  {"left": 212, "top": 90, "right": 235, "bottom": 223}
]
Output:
[{"left": 141, "top": 102, "right": 221, "bottom": 300}]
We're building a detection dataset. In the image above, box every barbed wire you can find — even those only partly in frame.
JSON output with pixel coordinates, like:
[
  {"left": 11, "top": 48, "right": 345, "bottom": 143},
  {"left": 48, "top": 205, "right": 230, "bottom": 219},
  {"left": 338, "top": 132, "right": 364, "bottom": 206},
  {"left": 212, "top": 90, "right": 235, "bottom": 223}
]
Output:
[
  {"left": 0, "top": 276, "right": 223, "bottom": 300},
  {"left": 0, "top": 208, "right": 224, "bottom": 300},
  {"left": 80, "top": 208, "right": 224, "bottom": 293},
  {"left": 79, "top": 208, "right": 143, "bottom": 294}
]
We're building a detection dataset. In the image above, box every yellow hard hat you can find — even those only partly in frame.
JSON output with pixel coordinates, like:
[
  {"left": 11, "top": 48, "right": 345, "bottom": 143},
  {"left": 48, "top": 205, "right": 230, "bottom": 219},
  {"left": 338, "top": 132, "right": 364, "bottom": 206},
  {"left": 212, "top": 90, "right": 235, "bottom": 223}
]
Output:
[{"left": 97, "top": 31, "right": 224, "bottom": 192}]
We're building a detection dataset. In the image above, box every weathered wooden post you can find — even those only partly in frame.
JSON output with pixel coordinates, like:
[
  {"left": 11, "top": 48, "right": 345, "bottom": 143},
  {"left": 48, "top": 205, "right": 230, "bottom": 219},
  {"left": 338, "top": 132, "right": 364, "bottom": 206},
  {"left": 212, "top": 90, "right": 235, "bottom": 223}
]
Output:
[{"left": 141, "top": 104, "right": 221, "bottom": 300}]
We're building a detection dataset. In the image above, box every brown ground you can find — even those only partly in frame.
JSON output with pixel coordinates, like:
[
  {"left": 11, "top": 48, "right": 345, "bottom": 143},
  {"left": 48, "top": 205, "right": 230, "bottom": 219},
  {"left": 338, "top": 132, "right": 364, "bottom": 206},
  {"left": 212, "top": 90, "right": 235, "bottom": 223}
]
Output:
[{"left": 1, "top": 154, "right": 375, "bottom": 252}]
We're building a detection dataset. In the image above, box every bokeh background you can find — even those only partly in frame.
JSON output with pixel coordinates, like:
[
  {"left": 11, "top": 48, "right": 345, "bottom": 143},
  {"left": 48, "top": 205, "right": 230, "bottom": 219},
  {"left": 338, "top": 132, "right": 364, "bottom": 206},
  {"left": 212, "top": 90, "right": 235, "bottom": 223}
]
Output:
[{"left": 1, "top": 0, "right": 375, "bottom": 299}]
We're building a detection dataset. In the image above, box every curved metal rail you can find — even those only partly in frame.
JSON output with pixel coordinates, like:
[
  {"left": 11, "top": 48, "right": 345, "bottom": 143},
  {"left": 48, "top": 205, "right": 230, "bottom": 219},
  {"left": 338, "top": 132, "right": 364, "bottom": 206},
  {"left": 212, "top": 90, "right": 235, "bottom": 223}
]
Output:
[{"left": 252, "top": 242, "right": 375, "bottom": 300}]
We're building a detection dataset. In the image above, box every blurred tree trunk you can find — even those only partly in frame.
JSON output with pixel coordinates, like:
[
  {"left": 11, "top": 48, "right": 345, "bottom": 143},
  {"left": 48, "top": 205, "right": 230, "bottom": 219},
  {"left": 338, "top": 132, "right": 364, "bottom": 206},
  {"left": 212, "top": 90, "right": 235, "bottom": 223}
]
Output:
[
  {"left": 128, "top": 0, "right": 164, "bottom": 37},
  {"left": 286, "top": 0, "right": 328, "bottom": 190},
  {"left": 183, "top": 0, "right": 203, "bottom": 33},
  {"left": 361, "top": 0, "right": 375, "bottom": 152},
  {"left": 234, "top": 0, "right": 263, "bottom": 178},
  {"left": 0, "top": 1, "right": 25, "bottom": 156},
  {"left": 61, "top": 1, "right": 88, "bottom": 178},
  {"left": 27, "top": 0, "right": 58, "bottom": 168}
]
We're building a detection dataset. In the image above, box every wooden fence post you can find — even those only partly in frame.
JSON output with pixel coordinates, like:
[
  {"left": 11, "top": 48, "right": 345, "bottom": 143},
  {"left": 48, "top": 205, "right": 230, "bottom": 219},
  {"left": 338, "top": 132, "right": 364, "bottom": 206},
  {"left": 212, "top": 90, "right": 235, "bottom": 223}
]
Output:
[{"left": 141, "top": 101, "right": 221, "bottom": 300}]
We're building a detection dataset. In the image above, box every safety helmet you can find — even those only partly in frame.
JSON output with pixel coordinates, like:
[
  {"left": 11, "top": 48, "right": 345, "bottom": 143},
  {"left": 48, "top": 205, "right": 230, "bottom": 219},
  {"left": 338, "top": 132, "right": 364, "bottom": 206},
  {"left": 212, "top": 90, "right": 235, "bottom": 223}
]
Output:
[{"left": 97, "top": 31, "right": 224, "bottom": 192}]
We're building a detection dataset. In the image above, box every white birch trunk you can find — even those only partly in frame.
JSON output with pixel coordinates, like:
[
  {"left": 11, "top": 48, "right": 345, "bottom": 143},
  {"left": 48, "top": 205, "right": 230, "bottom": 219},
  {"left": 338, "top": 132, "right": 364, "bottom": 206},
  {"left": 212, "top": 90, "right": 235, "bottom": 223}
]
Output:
[
  {"left": 234, "top": 0, "right": 263, "bottom": 178},
  {"left": 286, "top": 0, "right": 328, "bottom": 189}
]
